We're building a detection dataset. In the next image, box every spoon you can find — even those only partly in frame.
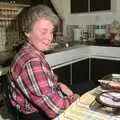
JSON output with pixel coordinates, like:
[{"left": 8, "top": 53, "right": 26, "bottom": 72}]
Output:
[{"left": 103, "top": 93, "right": 120, "bottom": 102}]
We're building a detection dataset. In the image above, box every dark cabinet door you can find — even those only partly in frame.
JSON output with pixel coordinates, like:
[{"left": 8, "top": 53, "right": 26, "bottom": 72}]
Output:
[
  {"left": 90, "top": 0, "right": 111, "bottom": 12},
  {"left": 71, "top": 0, "right": 111, "bottom": 13},
  {"left": 71, "top": 59, "right": 96, "bottom": 95},
  {"left": 72, "top": 59, "right": 89, "bottom": 84},
  {"left": 71, "top": 0, "right": 88, "bottom": 13},
  {"left": 53, "top": 65, "right": 71, "bottom": 85},
  {"left": 91, "top": 58, "right": 120, "bottom": 85}
]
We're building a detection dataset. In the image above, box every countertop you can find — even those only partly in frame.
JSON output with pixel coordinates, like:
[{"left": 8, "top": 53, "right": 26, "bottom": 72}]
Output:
[
  {"left": 81, "top": 39, "right": 120, "bottom": 47},
  {"left": 46, "top": 44, "right": 120, "bottom": 69},
  {"left": 1, "top": 44, "right": 120, "bottom": 76}
]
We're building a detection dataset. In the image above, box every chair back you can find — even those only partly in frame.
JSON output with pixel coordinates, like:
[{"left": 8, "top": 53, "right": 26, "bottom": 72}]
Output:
[{"left": 2, "top": 75, "right": 19, "bottom": 120}]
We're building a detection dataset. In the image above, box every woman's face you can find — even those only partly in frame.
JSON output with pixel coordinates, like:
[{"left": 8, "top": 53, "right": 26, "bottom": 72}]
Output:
[{"left": 26, "top": 19, "right": 54, "bottom": 51}]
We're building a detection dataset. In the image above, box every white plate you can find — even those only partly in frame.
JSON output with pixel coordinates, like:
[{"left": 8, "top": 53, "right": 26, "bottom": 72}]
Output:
[{"left": 96, "top": 91, "right": 120, "bottom": 108}]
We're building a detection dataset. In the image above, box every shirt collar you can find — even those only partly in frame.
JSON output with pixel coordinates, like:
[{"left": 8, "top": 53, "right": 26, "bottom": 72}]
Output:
[{"left": 25, "top": 41, "right": 45, "bottom": 57}]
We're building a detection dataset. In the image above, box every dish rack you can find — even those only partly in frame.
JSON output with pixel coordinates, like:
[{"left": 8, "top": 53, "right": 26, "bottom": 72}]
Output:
[{"left": 0, "top": 2, "right": 29, "bottom": 51}]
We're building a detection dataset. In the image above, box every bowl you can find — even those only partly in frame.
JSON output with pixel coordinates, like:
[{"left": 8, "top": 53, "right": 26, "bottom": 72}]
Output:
[
  {"left": 98, "top": 79, "right": 112, "bottom": 89},
  {"left": 98, "top": 74, "right": 120, "bottom": 91}
]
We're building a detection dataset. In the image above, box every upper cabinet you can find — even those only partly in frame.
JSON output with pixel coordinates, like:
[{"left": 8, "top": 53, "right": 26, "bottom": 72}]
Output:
[
  {"left": 90, "top": 0, "right": 111, "bottom": 12},
  {"left": 71, "top": 0, "right": 88, "bottom": 13},
  {"left": 71, "top": 0, "right": 111, "bottom": 13}
]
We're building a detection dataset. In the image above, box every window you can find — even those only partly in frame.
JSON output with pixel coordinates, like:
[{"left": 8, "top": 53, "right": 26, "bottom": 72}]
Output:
[
  {"left": 71, "top": 0, "right": 88, "bottom": 13},
  {"left": 90, "top": 0, "right": 111, "bottom": 12},
  {"left": 71, "top": 0, "right": 111, "bottom": 13}
]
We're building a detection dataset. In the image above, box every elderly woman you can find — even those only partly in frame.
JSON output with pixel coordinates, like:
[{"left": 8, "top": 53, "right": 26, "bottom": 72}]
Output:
[{"left": 7, "top": 4, "right": 79, "bottom": 120}]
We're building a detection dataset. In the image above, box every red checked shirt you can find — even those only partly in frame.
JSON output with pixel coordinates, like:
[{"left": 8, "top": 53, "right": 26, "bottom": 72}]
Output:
[{"left": 8, "top": 42, "right": 76, "bottom": 119}]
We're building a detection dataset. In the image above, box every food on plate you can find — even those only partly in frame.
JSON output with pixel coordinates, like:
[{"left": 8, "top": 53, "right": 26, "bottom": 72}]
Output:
[
  {"left": 98, "top": 79, "right": 120, "bottom": 90},
  {"left": 109, "top": 82, "right": 120, "bottom": 89}
]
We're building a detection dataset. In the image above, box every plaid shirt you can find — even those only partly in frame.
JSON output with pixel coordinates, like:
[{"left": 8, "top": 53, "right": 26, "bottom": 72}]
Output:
[{"left": 8, "top": 42, "right": 75, "bottom": 119}]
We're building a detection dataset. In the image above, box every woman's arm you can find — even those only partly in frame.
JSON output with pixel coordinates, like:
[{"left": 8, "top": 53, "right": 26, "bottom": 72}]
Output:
[
  {"left": 58, "top": 82, "right": 74, "bottom": 96},
  {"left": 18, "top": 58, "right": 79, "bottom": 118}
]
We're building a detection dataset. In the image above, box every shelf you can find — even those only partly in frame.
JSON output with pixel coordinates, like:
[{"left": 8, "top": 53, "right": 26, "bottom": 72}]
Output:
[
  {"left": 0, "top": 17, "right": 16, "bottom": 20},
  {"left": 0, "top": 2, "right": 30, "bottom": 51},
  {"left": 0, "top": 2, "right": 30, "bottom": 8},
  {"left": 0, "top": 2, "right": 30, "bottom": 21}
]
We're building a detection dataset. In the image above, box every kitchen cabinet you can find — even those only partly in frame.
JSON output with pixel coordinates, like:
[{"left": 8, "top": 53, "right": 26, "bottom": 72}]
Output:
[
  {"left": 53, "top": 57, "right": 120, "bottom": 87},
  {"left": 53, "top": 65, "right": 71, "bottom": 86},
  {"left": 71, "top": 59, "right": 96, "bottom": 94},
  {"left": 53, "top": 59, "right": 89, "bottom": 85},
  {"left": 54, "top": 57, "right": 120, "bottom": 94},
  {"left": 71, "top": 0, "right": 88, "bottom": 13},
  {"left": 90, "top": 0, "right": 110, "bottom": 12},
  {"left": 72, "top": 59, "right": 89, "bottom": 84},
  {"left": 53, "top": 59, "right": 96, "bottom": 94},
  {"left": 91, "top": 58, "right": 120, "bottom": 85},
  {"left": 71, "top": 0, "right": 111, "bottom": 13}
]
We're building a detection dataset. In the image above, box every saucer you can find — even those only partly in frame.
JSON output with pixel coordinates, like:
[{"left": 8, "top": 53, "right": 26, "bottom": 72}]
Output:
[{"left": 96, "top": 91, "right": 120, "bottom": 108}]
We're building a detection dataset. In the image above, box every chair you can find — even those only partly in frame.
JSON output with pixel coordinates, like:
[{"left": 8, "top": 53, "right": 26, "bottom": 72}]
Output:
[
  {"left": 2, "top": 75, "right": 19, "bottom": 120},
  {"left": 2, "top": 75, "right": 50, "bottom": 120}
]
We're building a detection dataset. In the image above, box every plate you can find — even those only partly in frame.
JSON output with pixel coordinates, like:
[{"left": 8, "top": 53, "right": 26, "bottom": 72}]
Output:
[
  {"left": 98, "top": 79, "right": 120, "bottom": 91},
  {"left": 96, "top": 91, "right": 120, "bottom": 108}
]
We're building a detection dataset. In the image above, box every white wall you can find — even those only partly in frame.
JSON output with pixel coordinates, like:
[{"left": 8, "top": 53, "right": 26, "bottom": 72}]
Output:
[
  {"left": 52, "top": 0, "right": 120, "bottom": 35},
  {"left": 52, "top": 0, "right": 120, "bottom": 25}
]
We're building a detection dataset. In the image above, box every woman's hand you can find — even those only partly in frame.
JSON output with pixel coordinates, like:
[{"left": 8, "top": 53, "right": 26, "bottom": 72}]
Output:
[
  {"left": 74, "top": 94, "right": 80, "bottom": 99},
  {"left": 73, "top": 94, "right": 80, "bottom": 100},
  {"left": 58, "top": 82, "right": 74, "bottom": 96},
  {"left": 69, "top": 93, "right": 80, "bottom": 103}
]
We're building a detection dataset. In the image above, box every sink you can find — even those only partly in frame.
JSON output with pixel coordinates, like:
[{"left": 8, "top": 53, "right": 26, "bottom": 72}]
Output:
[{"left": 44, "top": 41, "right": 81, "bottom": 54}]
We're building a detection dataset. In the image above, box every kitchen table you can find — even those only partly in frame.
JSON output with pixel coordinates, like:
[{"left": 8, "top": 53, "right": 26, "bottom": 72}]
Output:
[{"left": 54, "top": 86, "right": 120, "bottom": 120}]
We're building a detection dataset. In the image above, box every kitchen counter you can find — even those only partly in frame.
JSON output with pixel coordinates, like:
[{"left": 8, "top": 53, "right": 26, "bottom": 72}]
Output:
[
  {"left": 81, "top": 40, "right": 120, "bottom": 47},
  {"left": 1, "top": 44, "right": 120, "bottom": 75},
  {"left": 46, "top": 44, "right": 120, "bottom": 69},
  {"left": 46, "top": 44, "right": 89, "bottom": 69}
]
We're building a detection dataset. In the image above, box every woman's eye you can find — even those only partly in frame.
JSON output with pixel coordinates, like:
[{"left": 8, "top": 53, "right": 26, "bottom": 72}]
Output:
[
  {"left": 39, "top": 29, "right": 53, "bottom": 35},
  {"left": 40, "top": 31, "right": 46, "bottom": 34}
]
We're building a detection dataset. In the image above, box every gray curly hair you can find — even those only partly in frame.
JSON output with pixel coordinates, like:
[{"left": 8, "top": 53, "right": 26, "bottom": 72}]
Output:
[{"left": 19, "top": 4, "right": 59, "bottom": 33}]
